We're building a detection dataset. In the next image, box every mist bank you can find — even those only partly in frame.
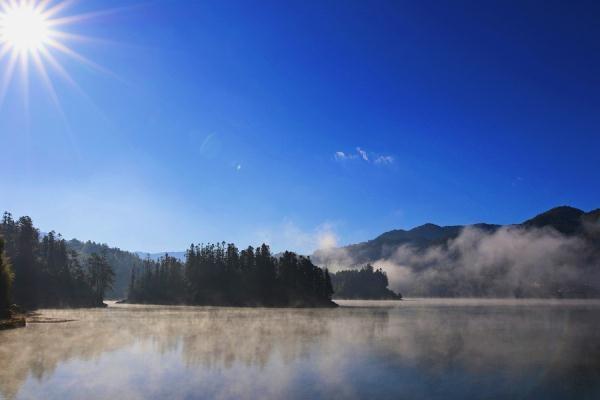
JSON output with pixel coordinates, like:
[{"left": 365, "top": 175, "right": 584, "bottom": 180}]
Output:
[{"left": 313, "top": 206, "right": 600, "bottom": 298}]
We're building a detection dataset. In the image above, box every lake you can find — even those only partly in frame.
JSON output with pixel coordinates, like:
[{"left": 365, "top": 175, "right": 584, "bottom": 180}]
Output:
[{"left": 1, "top": 299, "right": 599, "bottom": 400}]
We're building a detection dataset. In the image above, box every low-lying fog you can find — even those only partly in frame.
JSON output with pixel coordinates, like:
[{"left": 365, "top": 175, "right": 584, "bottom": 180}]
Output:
[
  {"left": 318, "top": 225, "right": 600, "bottom": 297},
  {"left": 1, "top": 300, "right": 599, "bottom": 400}
]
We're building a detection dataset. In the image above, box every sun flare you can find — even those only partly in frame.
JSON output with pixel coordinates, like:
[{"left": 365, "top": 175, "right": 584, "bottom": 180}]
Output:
[
  {"left": 0, "top": 0, "right": 109, "bottom": 108},
  {"left": 0, "top": 2, "right": 50, "bottom": 53}
]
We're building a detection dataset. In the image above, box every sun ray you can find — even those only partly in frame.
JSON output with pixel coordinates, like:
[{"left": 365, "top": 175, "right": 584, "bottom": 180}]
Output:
[
  {"left": 34, "top": 0, "right": 54, "bottom": 13},
  {"left": 38, "top": 44, "right": 94, "bottom": 103},
  {"left": 0, "top": 49, "right": 18, "bottom": 106},
  {"left": 46, "top": 7, "right": 124, "bottom": 27},
  {"left": 18, "top": 50, "right": 30, "bottom": 112},
  {"left": 46, "top": 30, "right": 119, "bottom": 46},
  {"left": 0, "top": 43, "right": 12, "bottom": 59},
  {"left": 44, "top": 37, "right": 114, "bottom": 77},
  {"left": 31, "top": 47, "right": 61, "bottom": 108},
  {"left": 40, "top": 0, "right": 75, "bottom": 19}
]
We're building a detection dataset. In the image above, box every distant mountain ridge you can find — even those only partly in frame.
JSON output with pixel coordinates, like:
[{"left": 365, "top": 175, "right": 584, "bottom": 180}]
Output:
[
  {"left": 312, "top": 206, "right": 600, "bottom": 266},
  {"left": 66, "top": 205, "right": 599, "bottom": 299},
  {"left": 133, "top": 206, "right": 600, "bottom": 269},
  {"left": 135, "top": 251, "right": 186, "bottom": 261}
]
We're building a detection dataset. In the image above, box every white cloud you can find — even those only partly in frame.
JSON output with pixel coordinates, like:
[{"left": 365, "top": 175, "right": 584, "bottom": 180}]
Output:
[
  {"left": 333, "top": 147, "right": 394, "bottom": 166},
  {"left": 356, "top": 147, "right": 369, "bottom": 161},
  {"left": 374, "top": 155, "right": 394, "bottom": 165},
  {"left": 334, "top": 151, "right": 349, "bottom": 161}
]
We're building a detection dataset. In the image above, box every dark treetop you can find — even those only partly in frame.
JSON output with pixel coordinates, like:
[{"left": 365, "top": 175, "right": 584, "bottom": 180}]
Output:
[
  {"left": 128, "top": 244, "right": 336, "bottom": 308},
  {"left": 330, "top": 265, "right": 401, "bottom": 300},
  {"left": 0, "top": 213, "right": 114, "bottom": 310}
]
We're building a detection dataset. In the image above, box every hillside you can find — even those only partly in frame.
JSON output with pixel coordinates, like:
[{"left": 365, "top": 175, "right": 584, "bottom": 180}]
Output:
[
  {"left": 313, "top": 206, "right": 598, "bottom": 267},
  {"left": 66, "top": 239, "right": 144, "bottom": 299},
  {"left": 312, "top": 206, "right": 600, "bottom": 298}
]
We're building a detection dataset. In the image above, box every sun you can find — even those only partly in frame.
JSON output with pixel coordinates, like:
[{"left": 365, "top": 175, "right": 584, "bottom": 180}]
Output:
[
  {"left": 0, "top": 2, "right": 50, "bottom": 53},
  {"left": 0, "top": 0, "right": 112, "bottom": 109}
]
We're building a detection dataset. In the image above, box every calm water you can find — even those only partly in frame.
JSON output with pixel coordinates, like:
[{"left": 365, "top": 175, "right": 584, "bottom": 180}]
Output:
[{"left": 1, "top": 299, "right": 599, "bottom": 400}]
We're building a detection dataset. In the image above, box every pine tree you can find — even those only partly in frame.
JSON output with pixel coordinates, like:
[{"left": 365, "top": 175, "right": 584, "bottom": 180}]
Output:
[
  {"left": 0, "top": 237, "right": 14, "bottom": 318},
  {"left": 87, "top": 252, "right": 115, "bottom": 304}
]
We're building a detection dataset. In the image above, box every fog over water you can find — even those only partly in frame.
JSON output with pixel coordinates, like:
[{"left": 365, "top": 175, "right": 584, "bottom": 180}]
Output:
[
  {"left": 317, "top": 225, "right": 600, "bottom": 297},
  {"left": 1, "top": 300, "right": 599, "bottom": 400}
]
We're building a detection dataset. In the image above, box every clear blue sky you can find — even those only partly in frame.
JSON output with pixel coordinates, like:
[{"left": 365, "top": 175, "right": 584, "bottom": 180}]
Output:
[{"left": 1, "top": 0, "right": 599, "bottom": 253}]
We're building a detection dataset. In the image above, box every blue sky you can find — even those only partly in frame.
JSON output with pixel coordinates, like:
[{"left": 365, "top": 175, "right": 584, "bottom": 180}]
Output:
[{"left": 1, "top": 0, "right": 599, "bottom": 253}]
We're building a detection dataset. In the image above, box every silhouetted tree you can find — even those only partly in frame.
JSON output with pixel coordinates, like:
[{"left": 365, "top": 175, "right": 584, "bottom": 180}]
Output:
[
  {"left": 0, "top": 212, "right": 336, "bottom": 309},
  {"left": 87, "top": 252, "right": 115, "bottom": 303},
  {"left": 0, "top": 213, "right": 108, "bottom": 309},
  {"left": 330, "top": 265, "right": 401, "bottom": 299},
  {"left": 128, "top": 243, "right": 336, "bottom": 307},
  {"left": 12, "top": 216, "right": 40, "bottom": 309},
  {"left": 0, "top": 237, "right": 13, "bottom": 318}
]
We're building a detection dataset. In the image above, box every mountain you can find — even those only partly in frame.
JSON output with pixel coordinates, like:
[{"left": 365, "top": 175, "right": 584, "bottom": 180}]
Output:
[
  {"left": 313, "top": 206, "right": 598, "bottom": 267},
  {"left": 312, "top": 221, "right": 500, "bottom": 267},
  {"left": 311, "top": 206, "right": 600, "bottom": 298},
  {"left": 66, "top": 239, "right": 145, "bottom": 299},
  {"left": 135, "top": 251, "right": 186, "bottom": 262},
  {"left": 522, "top": 206, "right": 586, "bottom": 234}
]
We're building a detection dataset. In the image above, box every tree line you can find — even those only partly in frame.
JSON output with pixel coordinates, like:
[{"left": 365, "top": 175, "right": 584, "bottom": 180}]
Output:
[
  {"left": 0, "top": 213, "right": 114, "bottom": 313},
  {"left": 67, "top": 238, "right": 145, "bottom": 298},
  {"left": 330, "top": 265, "right": 402, "bottom": 300},
  {"left": 128, "top": 243, "right": 336, "bottom": 307}
]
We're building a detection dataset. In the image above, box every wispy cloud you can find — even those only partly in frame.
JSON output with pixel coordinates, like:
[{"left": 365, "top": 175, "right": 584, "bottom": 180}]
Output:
[
  {"left": 374, "top": 155, "right": 394, "bottom": 165},
  {"left": 356, "top": 147, "right": 369, "bottom": 161},
  {"left": 334, "top": 151, "right": 353, "bottom": 161},
  {"left": 333, "top": 147, "right": 394, "bottom": 166}
]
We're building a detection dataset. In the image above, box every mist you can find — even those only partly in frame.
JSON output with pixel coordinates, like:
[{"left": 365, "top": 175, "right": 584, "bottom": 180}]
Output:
[
  {"left": 318, "top": 226, "right": 600, "bottom": 298},
  {"left": 1, "top": 301, "right": 599, "bottom": 399}
]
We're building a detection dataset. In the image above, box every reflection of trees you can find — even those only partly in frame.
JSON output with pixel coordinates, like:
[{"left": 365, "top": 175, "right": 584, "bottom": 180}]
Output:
[
  {"left": 0, "top": 305, "right": 390, "bottom": 399},
  {"left": 1, "top": 302, "right": 599, "bottom": 399},
  {"left": 0, "top": 308, "right": 135, "bottom": 399}
]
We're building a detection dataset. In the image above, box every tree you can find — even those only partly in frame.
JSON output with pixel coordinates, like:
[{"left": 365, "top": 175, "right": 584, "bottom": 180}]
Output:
[
  {"left": 87, "top": 252, "right": 115, "bottom": 303},
  {"left": 324, "top": 268, "right": 334, "bottom": 299},
  {"left": 330, "top": 265, "right": 401, "bottom": 300},
  {"left": 129, "top": 242, "right": 337, "bottom": 307},
  {"left": 0, "top": 213, "right": 115, "bottom": 309},
  {"left": 0, "top": 237, "right": 14, "bottom": 318},
  {"left": 13, "top": 217, "right": 40, "bottom": 309}
]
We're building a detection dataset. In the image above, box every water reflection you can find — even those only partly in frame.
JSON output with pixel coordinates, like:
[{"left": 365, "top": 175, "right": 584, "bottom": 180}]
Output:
[{"left": 0, "top": 300, "right": 599, "bottom": 400}]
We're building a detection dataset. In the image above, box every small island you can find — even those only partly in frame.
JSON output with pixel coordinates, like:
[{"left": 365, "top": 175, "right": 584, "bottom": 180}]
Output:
[
  {"left": 330, "top": 265, "right": 402, "bottom": 300},
  {"left": 127, "top": 245, "right": 336, "bottom": 308}
]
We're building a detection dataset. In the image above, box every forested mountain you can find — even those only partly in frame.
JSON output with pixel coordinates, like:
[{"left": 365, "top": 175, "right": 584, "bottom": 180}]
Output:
[
  {"left": 128, "top": 244, "right": 336, "bottom": 307},
  {"left": 313, "top": 206, "right": 599, "bottom": 267},
  {"left": 312, "top": 206, "right": 600, "bottom": 298},
  {"left": 330, "top": 265, "right": 401, "bottom": 300},
  {"left": 0, "top": 213, "right": 114, "bottom": 310},
  {"left": 135, "top": 251, "right": 185, "bottom": 262},
  {"left": 67, "top": 239, "right": 144, "bottom": 298}
]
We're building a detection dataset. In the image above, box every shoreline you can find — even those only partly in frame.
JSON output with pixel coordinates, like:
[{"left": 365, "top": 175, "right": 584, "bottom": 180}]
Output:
[{"left": 0, "top": 315, "right": 26, "bottom": 330}]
